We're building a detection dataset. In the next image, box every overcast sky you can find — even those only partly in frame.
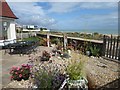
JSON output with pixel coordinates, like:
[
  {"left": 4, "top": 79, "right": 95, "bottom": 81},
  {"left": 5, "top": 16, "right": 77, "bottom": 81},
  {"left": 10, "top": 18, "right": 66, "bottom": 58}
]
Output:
[{"left": 7, "top": 1, "right": 118, "bottom": 34}]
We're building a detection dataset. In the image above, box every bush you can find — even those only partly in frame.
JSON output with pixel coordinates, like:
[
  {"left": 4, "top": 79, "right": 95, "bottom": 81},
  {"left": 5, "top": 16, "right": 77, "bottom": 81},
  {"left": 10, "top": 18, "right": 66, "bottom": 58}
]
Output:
[
  {"left": 39, "top": 37, "right": 47, "bottom": 46},
  {"left": 34, "top": 68, "right": 52, "bottom": 88},
  {"left": 90, "top": 46, "right": 100, "bottom": 57},
  {"left": 10, "top": 64, "right": 31, "bottom": 81},
  {"left": 23, "top": 36, "right": 39, "bottom": 42},
  {"left": 34, "top": 66, "right": 66, "bottom": 89},
  {"left": 66, "top": 53, "right": 86, "bottom": 80},
  {"left": 51, "top": 38, "right": 60, "bottom": 45}
]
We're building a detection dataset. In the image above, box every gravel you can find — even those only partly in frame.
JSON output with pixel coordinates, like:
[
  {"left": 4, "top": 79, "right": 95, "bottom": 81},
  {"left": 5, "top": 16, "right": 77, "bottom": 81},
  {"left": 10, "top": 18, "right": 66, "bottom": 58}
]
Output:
[{"left": 2, "top": 48, "right": 120, "bottom": 89}]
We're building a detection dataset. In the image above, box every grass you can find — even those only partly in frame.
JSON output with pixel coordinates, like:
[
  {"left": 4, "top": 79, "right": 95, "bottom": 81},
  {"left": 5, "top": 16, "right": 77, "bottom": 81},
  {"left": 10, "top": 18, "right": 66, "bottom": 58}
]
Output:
[
  {"left": 66, "top": 52, "right": 88, "bottom": 80},
  {"left": 22, "top": 36, "right": 40, "bottom": 41}
]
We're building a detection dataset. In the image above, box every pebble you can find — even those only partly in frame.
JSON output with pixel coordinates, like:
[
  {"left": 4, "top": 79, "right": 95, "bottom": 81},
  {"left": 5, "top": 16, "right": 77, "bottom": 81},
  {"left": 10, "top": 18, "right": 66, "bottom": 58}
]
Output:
[{"left": 3, "top": 50, "right": 119, "bottom": 89}]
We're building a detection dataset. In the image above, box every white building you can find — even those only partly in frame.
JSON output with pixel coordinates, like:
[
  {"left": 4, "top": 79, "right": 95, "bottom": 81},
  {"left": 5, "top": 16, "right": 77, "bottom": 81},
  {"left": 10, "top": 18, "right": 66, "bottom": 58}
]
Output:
[
  {"left": 22, "top": 25, "right": 40, "bottom": 31},
  {"left": 0, "top": 0, "right": 18, "bottom": 46}
]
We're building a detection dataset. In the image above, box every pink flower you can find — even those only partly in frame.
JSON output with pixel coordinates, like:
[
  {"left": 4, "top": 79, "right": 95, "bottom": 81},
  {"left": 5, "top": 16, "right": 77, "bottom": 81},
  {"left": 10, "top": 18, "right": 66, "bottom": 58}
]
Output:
[
  {"left": 19, "top": 74, "right": 22, "bottom": 78},
  {"left": 10, "top": 76, "right": 13, "bottom": 79},
  {"left": 17, "top": 67, "right": 20, "bottom": 71},
  {"left": 12, "top": 66, "right": 17, "bottom": 70},
  {"left": 15, "top": 72, "right": 18, "bottom": 74},
  {"left": 25, "top": 67, "right": 28, "bottom": 69},
  {"left": 22, "top": 64, "right": 28, "bottom": 67}
]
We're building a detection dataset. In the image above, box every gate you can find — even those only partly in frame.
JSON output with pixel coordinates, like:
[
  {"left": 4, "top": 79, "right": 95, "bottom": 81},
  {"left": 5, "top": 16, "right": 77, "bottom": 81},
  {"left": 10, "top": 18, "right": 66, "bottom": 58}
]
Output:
[{"left": 103, "top": 35, "right": 120, "bottom": 61}]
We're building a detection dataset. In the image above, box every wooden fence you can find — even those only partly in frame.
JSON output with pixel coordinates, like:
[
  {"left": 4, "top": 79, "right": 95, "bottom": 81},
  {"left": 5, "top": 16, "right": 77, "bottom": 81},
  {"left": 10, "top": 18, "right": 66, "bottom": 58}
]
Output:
[{"left": 103, "top": 35, "right": 120, "bottom": 61}]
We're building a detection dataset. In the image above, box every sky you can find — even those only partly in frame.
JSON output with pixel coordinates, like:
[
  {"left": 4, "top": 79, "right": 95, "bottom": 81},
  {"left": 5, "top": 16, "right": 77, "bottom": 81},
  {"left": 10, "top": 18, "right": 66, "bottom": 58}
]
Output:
[{"left": 7, "top": 1, "right": 118, "bottom": 34}]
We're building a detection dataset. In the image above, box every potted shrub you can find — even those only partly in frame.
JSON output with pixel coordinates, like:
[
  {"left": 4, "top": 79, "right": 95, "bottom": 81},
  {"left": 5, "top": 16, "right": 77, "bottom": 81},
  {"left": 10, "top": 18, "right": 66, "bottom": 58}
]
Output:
[
  {"left": 65, "top": 53, "right": 88, "bottom": 89},
  {"left": 41, "top": 50, "right": 51, "bottom": 61}
]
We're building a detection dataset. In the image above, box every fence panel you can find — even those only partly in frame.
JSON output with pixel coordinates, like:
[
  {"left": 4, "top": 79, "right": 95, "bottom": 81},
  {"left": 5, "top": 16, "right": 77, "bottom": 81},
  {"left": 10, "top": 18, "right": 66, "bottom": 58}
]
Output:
[{"left": 103, "top": 35, "right": 120, "bottom": 61}]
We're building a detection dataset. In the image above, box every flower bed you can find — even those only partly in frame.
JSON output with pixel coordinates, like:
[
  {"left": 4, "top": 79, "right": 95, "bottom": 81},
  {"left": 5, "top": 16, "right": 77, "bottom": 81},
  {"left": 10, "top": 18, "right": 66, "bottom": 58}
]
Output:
[
  {"left": 29, "top": 51, "right": 88, "bottom": 89},
  {"left": 10, "top": 64, "right": 31, "bottom": 81}
]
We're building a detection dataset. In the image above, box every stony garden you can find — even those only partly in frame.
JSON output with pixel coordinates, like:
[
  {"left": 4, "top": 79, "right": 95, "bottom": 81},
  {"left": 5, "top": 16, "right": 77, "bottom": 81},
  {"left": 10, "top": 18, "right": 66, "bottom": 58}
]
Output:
[
  {"left": 2, "top": 46, "right": 119, "bottom": 90},
  {"left": 2, "top": 36, "right": 120, "bottom": 89}
]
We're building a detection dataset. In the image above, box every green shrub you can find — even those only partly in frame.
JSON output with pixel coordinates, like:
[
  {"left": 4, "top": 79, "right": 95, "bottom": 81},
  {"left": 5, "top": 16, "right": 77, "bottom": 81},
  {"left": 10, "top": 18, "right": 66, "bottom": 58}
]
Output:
[
  {"left": 90, "top": 46, "right": 100, "bottom": 57},
  {"left": 34, "top": 68, "right": 52, "bottom": 88},
  {"left": 51, "top": 38, "right": 60, "bottom": 45},
  {"left": 23, "top": 36, "right": 39, "bottom": 41},
  {"left": 66, "top": 53, "right": 86, "bottom": 80}
]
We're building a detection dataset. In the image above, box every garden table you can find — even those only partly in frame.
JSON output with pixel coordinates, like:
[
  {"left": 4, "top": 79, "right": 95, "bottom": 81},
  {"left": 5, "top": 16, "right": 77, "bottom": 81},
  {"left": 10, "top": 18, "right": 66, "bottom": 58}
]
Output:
[{"left": 7, "top": 41, "right": 34, "bottom": 55}]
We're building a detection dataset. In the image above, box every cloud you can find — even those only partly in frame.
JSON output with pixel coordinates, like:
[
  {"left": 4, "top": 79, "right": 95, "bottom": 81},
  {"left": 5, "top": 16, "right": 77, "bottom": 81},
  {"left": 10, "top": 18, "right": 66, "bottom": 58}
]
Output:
[
  {"left": 6, "top": 0, "right": 119, "bottom": 2},
  {"left": 7, "top": 1, "right": 118, "bottom": 32},
  {"left": 68, "top": 12, "right": 118, "bottom": 30},
  {"left": 79, "top": 2, "right": 117, "bottom": 9},
  {"left": 8, "top": 2, "right": 56, "bottom": 28},
  {"left": 48, "top": 2, "right": 117, "bottom": 13},
  {"left": 48, "top": 2, "right": 80, "bottom": 13}
]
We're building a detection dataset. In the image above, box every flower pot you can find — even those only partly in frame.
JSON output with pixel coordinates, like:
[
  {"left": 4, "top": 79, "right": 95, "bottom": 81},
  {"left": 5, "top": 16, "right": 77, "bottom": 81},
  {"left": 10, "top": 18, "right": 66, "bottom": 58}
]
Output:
[{"left": 67, "top": 77, "right": 88, "bottom": 89}]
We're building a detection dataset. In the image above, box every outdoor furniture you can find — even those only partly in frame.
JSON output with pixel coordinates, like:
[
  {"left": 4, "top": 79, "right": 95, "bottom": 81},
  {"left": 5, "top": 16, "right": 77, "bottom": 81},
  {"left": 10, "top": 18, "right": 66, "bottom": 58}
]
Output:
[{"left": 7, "top": 41, "right": 38, "bottom": 55}]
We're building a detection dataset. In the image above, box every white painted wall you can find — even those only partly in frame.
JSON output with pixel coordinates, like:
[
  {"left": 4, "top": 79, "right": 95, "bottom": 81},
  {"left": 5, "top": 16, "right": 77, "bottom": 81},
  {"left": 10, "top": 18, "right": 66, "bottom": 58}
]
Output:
[
  {"left": 0, "top": 17, "right": 17, "bottom": 46},
  {"left": 8, "top": 21, "right": 16, "bottom": 40}
]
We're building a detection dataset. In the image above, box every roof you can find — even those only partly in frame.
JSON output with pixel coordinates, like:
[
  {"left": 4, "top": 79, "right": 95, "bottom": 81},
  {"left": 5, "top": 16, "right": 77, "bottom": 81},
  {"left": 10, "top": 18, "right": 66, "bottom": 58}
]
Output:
[{"left": 0, "top": 0, "right": 18, "bottom": 19}]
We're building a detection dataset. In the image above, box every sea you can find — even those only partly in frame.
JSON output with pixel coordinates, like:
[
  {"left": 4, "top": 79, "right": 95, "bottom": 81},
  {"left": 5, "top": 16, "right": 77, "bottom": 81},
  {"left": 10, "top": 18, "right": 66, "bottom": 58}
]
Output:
[{"left": 52, "top": 29, "right": 119, "bottom": 35}]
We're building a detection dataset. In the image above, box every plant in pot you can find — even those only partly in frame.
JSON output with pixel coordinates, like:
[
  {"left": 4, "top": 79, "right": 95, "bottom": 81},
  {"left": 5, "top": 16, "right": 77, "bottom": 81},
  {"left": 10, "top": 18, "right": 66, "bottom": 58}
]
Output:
[
  {"left": 66, "top": 53, "right": 88, "bottom": 89},
  {"left": 41, "top": 50, "right": 51, "bottom": 61}
]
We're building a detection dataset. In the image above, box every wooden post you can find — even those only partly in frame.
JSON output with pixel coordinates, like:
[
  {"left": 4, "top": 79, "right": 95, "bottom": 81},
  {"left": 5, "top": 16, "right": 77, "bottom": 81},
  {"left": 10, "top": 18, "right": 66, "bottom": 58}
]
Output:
[
  {"left": 106, "top": 37, "right": 110, "bottom": 57},
  {"left": 47, "top": 33, "right": 50, "bottom": 47},
  {"left": 118, "top": 46, "right": 120, "bottom": 61},
  {"left": 109, "top": 35, "right": 113, "bottom": 58},
  {"left": 112, "top": 37, "right": 116, "bottom": 59},
  {"left": 103, "top": 35, "right": 106, "bottom": 56},
  {"left": 115, "top": 36, "right": 119, "bottom": 60},
  {"left": 63, "top": 34, "right": 67, "bottom": 50},
  {"left": 118, "top": 36, "right": 120, "bottom": 61}
]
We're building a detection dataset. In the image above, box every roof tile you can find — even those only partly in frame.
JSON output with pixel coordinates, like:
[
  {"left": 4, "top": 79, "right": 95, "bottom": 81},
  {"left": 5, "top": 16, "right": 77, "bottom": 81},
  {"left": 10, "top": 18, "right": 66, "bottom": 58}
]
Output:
[{"left": 0, "top": 0, "right": 18, "bottom": 19}]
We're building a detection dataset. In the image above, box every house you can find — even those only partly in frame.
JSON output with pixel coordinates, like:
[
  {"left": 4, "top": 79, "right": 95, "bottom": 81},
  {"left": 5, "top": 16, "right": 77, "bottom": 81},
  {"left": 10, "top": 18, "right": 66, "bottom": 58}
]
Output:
[
  {"left": 22, "top": 25, "right": 40, "bottom": 31},
  {"left": 0, "top": 0, "right": 18, "bottom": 46}
]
